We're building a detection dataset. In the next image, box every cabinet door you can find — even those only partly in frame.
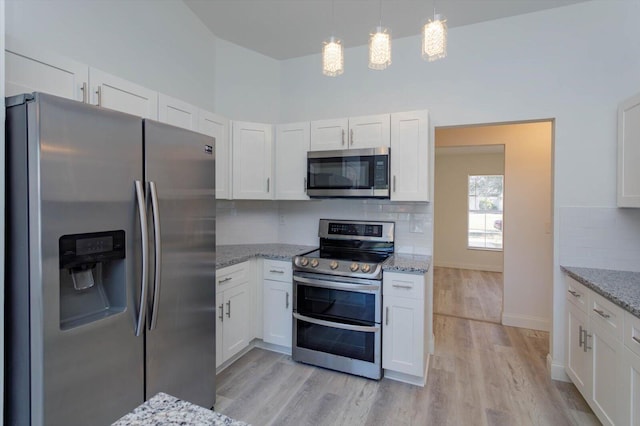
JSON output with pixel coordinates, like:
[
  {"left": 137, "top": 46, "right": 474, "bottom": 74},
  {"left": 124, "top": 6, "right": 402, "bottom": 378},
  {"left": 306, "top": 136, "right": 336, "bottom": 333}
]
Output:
[
  {"left": 275, "top": 122, "right": 310, "bottom": 200},
  {"left": 310, "top": 118, "right": 348, "bottom": 151},
  {"left": 263, "top": 280, "right": 292, "bottom": 348},
  {"left": 89, "top": 68, "right": 158, "bottom": 119},
  {"left": 382, "top": 295, "right": 424, "bottom": 377},
  {"left": 590, "top": 322, "right": 625, "bottom": 426},
  {"left": 390, "top": 111, "right": 430, "bottom": 201},
  {"left": 622, "top": 347, "right": 640, "bottom": 426},
  {"left": 5, "top": 37, "right": 88, "bottom": 102},
  {"left": 216, "top": 291, "right": 224, "bottom": 368},
  {"left": 232, "top": 121, "right": 273, "bottom": 200},
  {"left": 158, "top": 93, "right": 198, "bottom": 131},
  {"left": 222, "top": 282, "right": 252, "bottom": 362},
  {"left": 200, "top": 111, "right": 231, "bottom": 200},
  {"left": 565, "top": 301, "right": 589, "bottom": 396},
  {"left": 348, "top": 114, "right": 390, "bottom": 149},
  {"left": 618, "top": 92, "right": 640, "bottom": 207}
]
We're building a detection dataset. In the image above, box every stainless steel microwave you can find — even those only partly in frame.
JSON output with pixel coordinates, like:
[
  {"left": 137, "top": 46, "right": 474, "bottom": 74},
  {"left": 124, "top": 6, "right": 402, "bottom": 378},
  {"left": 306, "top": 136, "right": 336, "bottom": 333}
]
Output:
[{"left": 306, "top": 147, "right": 390, "bottom": 198}]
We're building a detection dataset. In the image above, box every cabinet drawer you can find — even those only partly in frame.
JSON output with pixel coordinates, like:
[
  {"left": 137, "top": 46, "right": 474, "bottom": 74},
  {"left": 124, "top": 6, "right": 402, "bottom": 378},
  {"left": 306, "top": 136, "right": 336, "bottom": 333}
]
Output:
[
  {"left": 262, "top": 259, "right": 292, "bottom": 282},
  {"left": 625, "top": 312, "right": 640, "bottom": 358},
  {"left": 589, "top": 291, "right": 624, "bottom": 341},
  {"left": 216, "top": 262, "right": 249, "bottom": 291},
  {"left": 383, "top": 272, "right": 424, "bottom": 300},
  {"left": 566, "top": 276, "right": 588, "bottom": 312}
]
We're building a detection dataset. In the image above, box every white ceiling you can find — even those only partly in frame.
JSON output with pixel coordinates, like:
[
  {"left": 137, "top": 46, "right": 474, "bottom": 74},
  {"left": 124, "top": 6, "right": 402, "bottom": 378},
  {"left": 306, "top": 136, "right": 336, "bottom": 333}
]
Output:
[{"left": 183, "top": 0, "right": 589, "bottom": 60}]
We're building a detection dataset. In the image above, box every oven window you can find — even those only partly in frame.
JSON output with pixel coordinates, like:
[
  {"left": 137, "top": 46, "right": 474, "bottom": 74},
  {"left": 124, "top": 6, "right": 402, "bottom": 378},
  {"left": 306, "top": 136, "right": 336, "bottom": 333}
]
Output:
[
  {"left": 308, "top": 157, "right": 373, "bottom": 189},
  {"left": 295, "top": 284, "right": 376, "bottom": 324},
  {"left": 296, "top": 320, "right": 375, "bottom": 362}
]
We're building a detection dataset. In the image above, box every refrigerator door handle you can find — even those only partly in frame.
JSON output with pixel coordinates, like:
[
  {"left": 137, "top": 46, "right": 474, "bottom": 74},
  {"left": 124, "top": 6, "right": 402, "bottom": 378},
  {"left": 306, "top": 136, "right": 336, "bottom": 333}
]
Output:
[
  {"left": 135, "top": 180, "right": 149, "bottom": 337},
  {"left": 148, "top": 181, "right": 162, "bottom": 331}
]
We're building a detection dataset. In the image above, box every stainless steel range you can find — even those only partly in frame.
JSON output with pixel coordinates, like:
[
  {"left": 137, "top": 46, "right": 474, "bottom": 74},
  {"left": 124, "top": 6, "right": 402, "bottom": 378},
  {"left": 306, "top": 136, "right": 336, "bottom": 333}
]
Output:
[{"left": 292, "top": 219, "right": 395, "bottom": 380}]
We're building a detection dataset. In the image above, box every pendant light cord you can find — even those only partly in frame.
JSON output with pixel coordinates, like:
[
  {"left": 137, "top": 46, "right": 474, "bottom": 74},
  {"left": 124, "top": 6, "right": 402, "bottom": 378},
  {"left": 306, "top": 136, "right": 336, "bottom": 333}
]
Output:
[{"left": 379, "top": 0, "right": 383, "bottom": 27}]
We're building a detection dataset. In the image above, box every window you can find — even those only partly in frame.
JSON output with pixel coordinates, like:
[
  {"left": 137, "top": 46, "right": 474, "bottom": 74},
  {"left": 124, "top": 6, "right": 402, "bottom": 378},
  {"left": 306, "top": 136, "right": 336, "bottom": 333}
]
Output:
[{"left": 468, "top": 175, "right": 503, "bottom": 250}]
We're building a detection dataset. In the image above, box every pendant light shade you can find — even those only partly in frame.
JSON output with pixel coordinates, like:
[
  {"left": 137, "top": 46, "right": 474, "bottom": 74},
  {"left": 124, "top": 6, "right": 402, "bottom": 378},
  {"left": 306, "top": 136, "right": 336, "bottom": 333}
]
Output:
[
  {"left": 368, "top": 26, "right": 392, "bottom": 70},
  {"left": 422, "top": 14, "right": 447, "bottom": 61},
  {"left": 322, "top": 36, "right": 344, "bottom": 77}
]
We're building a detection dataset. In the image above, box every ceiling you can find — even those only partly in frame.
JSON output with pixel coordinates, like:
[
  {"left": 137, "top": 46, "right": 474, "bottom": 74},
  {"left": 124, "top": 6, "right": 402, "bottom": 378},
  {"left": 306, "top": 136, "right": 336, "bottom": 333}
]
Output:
[{"left": 183, "top": 0, "right": 589, "bottom": 60}]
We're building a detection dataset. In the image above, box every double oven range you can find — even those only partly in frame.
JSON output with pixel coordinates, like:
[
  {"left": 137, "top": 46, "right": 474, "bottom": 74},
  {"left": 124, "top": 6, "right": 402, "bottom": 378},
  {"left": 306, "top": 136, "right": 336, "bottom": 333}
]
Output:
[{"left": 292, "top": 219, "right": 394, "bottom": 380}]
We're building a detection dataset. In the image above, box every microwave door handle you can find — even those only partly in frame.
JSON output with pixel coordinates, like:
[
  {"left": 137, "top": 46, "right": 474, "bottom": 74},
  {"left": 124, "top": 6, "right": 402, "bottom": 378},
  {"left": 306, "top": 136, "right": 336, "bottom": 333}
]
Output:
[
  {"left": 293, "top": 313, "right": 380, "bottom": 333},
  {"left": 294, "top": 275, "right": 380, "bottom": 292}
]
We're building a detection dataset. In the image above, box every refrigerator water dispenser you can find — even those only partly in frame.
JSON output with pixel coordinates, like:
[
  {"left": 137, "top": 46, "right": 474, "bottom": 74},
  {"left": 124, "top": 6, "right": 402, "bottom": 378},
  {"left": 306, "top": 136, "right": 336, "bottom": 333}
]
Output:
[{"left": 58, "top": 230, "right": 126, "bottom": 330}]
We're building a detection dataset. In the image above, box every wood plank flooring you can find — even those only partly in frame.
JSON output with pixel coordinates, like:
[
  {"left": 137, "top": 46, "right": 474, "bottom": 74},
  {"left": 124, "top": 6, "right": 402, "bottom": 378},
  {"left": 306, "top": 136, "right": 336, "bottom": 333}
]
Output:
[
  {"left": 215, "top": 315, "right": 598, "bottom": 426},
  {"left": 434, "top": 267, "right": 503, "bottom": 324}
]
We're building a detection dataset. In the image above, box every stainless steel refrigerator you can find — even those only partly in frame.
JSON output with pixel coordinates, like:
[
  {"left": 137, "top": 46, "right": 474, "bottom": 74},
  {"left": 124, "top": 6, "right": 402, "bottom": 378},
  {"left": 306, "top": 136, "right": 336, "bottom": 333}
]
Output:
[{"left": 5, "top": 92, "right": 216, "bottom": 425}]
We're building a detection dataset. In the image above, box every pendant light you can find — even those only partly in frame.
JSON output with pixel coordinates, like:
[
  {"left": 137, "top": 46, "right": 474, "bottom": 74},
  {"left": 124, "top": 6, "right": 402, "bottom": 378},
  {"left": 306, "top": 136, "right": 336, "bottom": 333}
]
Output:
[
  {"left": 368, "top": 0, "right": 391, "bottom": 70},
  {"left": 422, "top": 1, "right": 447, "bottom": 61},
  {"left": 322, "top": 0, "right": 344, "bottom": 77}
]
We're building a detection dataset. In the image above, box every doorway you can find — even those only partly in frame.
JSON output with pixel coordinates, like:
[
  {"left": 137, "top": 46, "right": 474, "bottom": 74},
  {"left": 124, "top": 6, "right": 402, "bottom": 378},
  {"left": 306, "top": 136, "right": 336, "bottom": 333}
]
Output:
[{"left": 433, "top": 121, "right": 554, "bottom": 331}]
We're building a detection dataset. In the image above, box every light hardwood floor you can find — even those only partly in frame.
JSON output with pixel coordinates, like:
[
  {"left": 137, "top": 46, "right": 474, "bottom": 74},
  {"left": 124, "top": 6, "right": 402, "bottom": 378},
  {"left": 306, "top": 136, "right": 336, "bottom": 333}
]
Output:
[
  {"left": 434, "top": 267, "right": 503, "bottom": 324},
  {"left": 215, "top": 315, "right": 598, "bottom": 426}
]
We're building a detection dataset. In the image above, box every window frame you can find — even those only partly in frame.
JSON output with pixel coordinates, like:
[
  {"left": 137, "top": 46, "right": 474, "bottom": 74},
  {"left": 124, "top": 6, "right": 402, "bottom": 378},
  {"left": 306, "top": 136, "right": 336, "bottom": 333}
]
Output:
[{"left": 467, "top": 174, "right": 504, "bottom": 251}]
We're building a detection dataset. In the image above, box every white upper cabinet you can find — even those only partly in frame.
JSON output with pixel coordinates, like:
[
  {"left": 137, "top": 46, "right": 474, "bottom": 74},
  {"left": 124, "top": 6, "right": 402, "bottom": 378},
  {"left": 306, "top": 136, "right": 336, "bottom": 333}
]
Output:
[
  {"left": 618, "top": 92, "right": 640, "bottom": 207},
  {"left": 275, "top": 122, "right": 310, "bottom": 200},
  {"left": 158, "top": 93, "right": 198, "bottom": 131},
  {"left": 89, "top": 68, "right": 158, "bottom": 119},
  {"left": 310, "top": 118, "right": 348, "bottom": 151},
  {"left": 348, "top": 114, "right": 391, "bottom": 149},
  {"left": 390, "top": 111, "right": 430, "bottom": 202},
  {"left": 5, "top": 37, "right": 88, "bottom": 102},
  {"left": 232, "top": 121, "right": 274, "bottom": 200},
  {"left": 310, "top": 115, "right": 390, "bottom": 151},
  {"left": 199, "top": 111, "right": 232, "bottom": 200}
]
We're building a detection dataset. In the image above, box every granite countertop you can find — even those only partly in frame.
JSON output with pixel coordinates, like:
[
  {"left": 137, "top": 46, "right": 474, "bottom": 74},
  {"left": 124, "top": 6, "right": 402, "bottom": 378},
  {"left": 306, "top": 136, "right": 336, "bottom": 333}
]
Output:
[
  {"left": 561, "top": 266, "right": 640, "bottom": 318},
  {"left": 383, "top": 253, "right": 432, "bottom": 274},
  {"left": 217, "top": 243, "right": 432, "bottom": 274},
  {"left": 112, "top": 392, "right": 249, "bottom": 426},
  {"left": 216, "top": 244, "right": 316, "bottom": 269}
]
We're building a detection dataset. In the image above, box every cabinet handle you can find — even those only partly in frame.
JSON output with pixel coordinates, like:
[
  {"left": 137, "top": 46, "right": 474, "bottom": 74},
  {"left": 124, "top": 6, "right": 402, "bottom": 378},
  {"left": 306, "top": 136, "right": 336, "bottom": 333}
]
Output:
[
  {"left": 385, "top": 307, "right": 389, "bottom": 325},
  {"left": 341, "top": 129, "right": 345, "bottom": 146},
  {"left": 81, "top": 82, "right": 88, "bottom": 103},
  {"left": 583, "top": 329, "right": 592, "bottom": 352},
  {"left": 96, "top": 86, "right": 102, "bottom": 107},
  {"left": 226, "top": 300, "right": 231, "bottom": 318},
  {"left": 578, "top": 325, "right": 584, "bottom": 347},
  {"left": 304, "top": 178, "right": 307, "bottom": 192},
  {"left": 218, "top": 277, "right": 232, "bottom": 284},
  {"left": 350, "top": 129, "right": 354, "bottom": 145},
  {"left": 593, "top": 308, "right": 611, "bottom": 319},
  {"left": 269, "top": 269, "right": 285, "bottom": 274},
  {"left": 567, "top": 290, "right": 580, "bottom": 298},
  {"left": 286, "top": 292, "right": 290, "bottom": 309},
  {"left": 633, "top": 336, "right": 640, "bottom": 345},
  {"left": 267, "top": 177, "right": 270, "bottom": 193},
  {"left": 392, "top": 283, "right": 413, "bottom": 289},
  {"left": 393, "top": 175, "right": 397, "bottom": 192},
  {"left": 218, "top": 303, "right": 224, "bottom": 322}
]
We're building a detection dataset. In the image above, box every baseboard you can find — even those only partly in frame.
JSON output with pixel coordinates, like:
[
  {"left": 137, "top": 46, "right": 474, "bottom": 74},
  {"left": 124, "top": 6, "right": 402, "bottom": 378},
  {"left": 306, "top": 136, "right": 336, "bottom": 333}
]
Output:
[
  {"left": 384, "top": 355, "right": 429, "bottom": 387},
  {"left": 501, "top": 312, "right": 550, "bottom": 332},
  {"left": 254, "top": 340, "right": 292, "bottom": 356},
  {"left": 433, "top": 261, "right": 503, "bottom": 273},
  {"left": 547, "top": 353, "right": 570, "bottom": 382}
]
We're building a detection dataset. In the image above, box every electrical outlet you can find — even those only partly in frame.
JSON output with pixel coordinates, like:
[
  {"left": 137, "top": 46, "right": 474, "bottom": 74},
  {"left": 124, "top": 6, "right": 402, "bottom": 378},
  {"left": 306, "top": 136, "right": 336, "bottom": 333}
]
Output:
[{"left": 279, "top": 215, "right": 286, "bottom": 225}]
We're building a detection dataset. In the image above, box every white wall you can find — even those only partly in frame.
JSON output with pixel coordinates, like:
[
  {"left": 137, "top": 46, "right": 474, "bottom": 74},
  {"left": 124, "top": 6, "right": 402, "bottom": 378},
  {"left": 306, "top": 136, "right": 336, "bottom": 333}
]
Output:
[
  {"left": 434, "top": 149, "right": 505, "bottom": 272},
  {"left": 216, "top": 200, "right": 279, "bottom": 245},
  {"left": 278, "top": 0, "right": 640, "bottom": 376},
  {"left": 5, "top": 0, "right": 217, "bottom": 111}
]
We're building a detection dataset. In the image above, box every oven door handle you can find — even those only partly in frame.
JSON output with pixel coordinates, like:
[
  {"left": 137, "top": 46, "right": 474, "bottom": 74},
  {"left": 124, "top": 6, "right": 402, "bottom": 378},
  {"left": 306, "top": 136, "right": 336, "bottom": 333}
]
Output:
[
  {"left": 293, "top": 312, "right": 380, "bottom": 333},
  {"left": 293, "top": 275, "right": 380, "bottom": 292}
]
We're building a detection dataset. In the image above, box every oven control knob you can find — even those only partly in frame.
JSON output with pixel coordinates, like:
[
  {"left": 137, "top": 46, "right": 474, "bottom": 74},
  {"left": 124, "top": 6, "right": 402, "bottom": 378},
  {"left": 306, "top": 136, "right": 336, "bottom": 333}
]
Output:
[
  {"left": 330, "top": 260, "right": 339, "bottom": 270},
  {"left": 350, "top": 263, "right": 360, "bottom": 272},
  {"left": 361, "top": 264, "right": 371, "bottom": 273},
  {"left": 299, "top": 257, "right": 309, "bottom": 267},
  {"left": 310, "top": 259, "right": 319, "bottom": 268}
]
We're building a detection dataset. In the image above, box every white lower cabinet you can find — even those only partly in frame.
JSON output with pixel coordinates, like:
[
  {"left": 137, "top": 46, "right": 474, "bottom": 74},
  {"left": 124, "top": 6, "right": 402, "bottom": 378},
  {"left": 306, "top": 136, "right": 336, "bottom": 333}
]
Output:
[
  {"left": 382, "top": 271, "right": 428, "bottom": 384},
  {"left": 564, "top": 275, "right": 636, "bottom": 426},
  {"left": 216, "top": 262, "right": 254, "bottom": 368},
  {"left": 262, "top": 260, "right": 293, "bottom": 349}
]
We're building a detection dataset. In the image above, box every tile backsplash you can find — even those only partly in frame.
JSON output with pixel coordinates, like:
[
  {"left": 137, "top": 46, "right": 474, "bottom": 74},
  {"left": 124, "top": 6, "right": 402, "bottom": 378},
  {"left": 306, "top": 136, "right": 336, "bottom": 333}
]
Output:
[
  {"left": 559, "top": 206, "right": 640, "bottom": 272},
  {"left": 216, "top": 199, "right": 433, "bottom": 255}
]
